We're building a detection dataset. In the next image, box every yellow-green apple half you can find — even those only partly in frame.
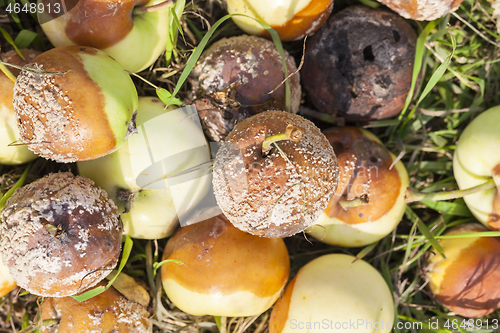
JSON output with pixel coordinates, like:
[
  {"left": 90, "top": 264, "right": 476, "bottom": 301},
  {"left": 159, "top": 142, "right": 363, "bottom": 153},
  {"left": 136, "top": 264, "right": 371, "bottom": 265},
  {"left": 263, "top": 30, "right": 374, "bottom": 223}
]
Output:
[
  {"left": 161, "top": 214, "right": 289, "bottom": 316},
  {"left": 226, "top": 0, "right": 333, "bottom": 41},
  {"left": 307, "top": 127, "right": 408, "bottom": 247},
  {"left": 13, "top": 45, "right": 138, "bottom": 163},
  {"left": 269, "top": 254, "right": 394, "bottom": 333},
  {"left": 78, "top": 97, "right": 213, "bottom": 239},
  {"left": 453, "top": 107, "right": 500, "bottom": 230},
  {"left": 38, "top": 0, "right": 172, "bottom": 73},
  {"left": 0, "top": 50, "right": 39, "bottom": 164}
]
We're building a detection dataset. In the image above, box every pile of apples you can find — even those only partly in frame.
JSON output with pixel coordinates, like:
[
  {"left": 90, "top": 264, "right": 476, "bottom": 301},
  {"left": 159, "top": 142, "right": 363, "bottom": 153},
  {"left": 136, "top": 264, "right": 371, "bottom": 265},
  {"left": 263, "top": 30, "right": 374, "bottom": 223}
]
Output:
[{"left": 0, "top": 0, "right": 500, "bottom": 331}]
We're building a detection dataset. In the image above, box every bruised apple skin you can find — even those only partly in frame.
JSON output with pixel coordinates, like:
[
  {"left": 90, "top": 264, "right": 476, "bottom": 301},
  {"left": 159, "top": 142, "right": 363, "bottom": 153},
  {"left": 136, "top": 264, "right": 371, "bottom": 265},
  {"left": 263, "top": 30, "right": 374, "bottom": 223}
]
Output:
[
  {"left": 453, "top": 107, "right": 500, "bottom": 230},
  {"left": 270, "top": 254, "right": 394, "bottom": 333},
  {"left": 40, "top": 275, "right": 152, "bottom": 332},
  {"left": 12, "top": 46, "right": 138, "bottom": 163},
  {"left": 307, "top": 127, "right": 409, "bottom": 247},
  {"left": 161, "top": 214, "right": 290, "bottom": 317},
  {"left": 426, "top": 223, "right": 500, "bottom": 318},
  {"left": 38, "top": 0, "right": 171, "bottom": 73},
  {"left": 0, "top": 49, "right": 39, "bottom": 164},
  {"left": 212, "top": 111, "right": 339, "bottom": 238},
  {"left": 226, "top": 0, "right": 333, "bottom": 41},
  {"left": 0, "top": 172, "right": 122, "bottom": 297}
]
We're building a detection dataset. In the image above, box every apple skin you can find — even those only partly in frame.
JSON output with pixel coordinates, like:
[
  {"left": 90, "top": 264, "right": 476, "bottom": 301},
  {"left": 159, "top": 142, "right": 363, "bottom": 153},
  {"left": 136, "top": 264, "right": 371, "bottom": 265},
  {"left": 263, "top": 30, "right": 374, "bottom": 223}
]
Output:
[
  {"left": 78, "top": 97, "right": 210, "bottom": 239},
  {"left": 0, "top": 256, "right": 16, "bottom": 298},
  {"left": 227, "top": 0, "right": 333, "bottom": 41},
  {"left": 453, "top": 107, "right": 500, "bottom": 230},
  {"left": 307, "top": 127, "right": 409, "bottom": 247},
  {"left": 38, "top": 0, "right": 171, "bottom": 73},
  {"left": 0, "top": 50, "right": 39, "bottom": 164},
  {"left": 269, "top": 254, "right": 394, "bottom": 333}
]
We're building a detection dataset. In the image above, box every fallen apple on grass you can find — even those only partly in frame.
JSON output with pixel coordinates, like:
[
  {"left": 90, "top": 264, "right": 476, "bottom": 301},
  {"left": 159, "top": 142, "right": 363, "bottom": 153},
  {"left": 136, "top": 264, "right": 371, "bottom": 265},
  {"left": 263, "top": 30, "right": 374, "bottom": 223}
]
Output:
[
  {"left": 38, "top": 0, "right": 174, "bottom": 73},
  {"left": 78, "top": 96, "right": 212, "bottom": 239},
  {"left": 426, "top": 223, "right": 500, "bottom": 318},
  {"left": 453, "top": 106, "right": 500, "bottom": 230},
  {"left": 0, "top": 49, "right": 39, "bottom": 165},
  {"left": 226, "top": 0, "right": 333, "bottom": 41},
  {"left": 307, "top": 127, "right": 409, "bottom": 247},
  {"left": 12, "top": 45, "right": 138, "bottom": 163},
  {"left": 270, "top": 254, "right": 394, "bottom": 333},
  {"left": 161, "top": 214, "right": 289, "bottom": 317}
]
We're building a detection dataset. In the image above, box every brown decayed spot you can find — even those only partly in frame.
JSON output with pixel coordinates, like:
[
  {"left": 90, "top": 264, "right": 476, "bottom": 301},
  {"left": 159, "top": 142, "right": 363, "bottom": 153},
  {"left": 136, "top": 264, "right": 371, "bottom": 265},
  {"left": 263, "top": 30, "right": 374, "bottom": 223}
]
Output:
[
  {"left": 13, "top": 46, "right": 116, "bottom": 162},
  {"left": 269, "top": 275, "right": 297, "bottom": 333},
  {"left": 41, "top": 282, "right": 151, "bottom": 333},
  {"left": 436, "top": 232, "right": 500, "bottom": 318},
  {"left": 266, "top": 0, "right": 333, "bottom": 41},
  {"left": 161, "top": 214, "right": 290, "bottom": 297},
  {"left": 323, "top": 127, "right": 401, "bottom": 225},
  {"left": 380, "top": 0, "right": 463, "bottom": 21},
  {"left": 65, "top": 0, "right": 149, "bottom": 49}
]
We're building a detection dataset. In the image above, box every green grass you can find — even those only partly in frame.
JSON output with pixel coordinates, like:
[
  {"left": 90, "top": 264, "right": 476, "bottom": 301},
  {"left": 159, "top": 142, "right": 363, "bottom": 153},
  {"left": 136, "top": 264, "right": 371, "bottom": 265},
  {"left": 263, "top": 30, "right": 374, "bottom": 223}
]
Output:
[{"left": 1, "top": 0, "right": 500, "bottom": 332}]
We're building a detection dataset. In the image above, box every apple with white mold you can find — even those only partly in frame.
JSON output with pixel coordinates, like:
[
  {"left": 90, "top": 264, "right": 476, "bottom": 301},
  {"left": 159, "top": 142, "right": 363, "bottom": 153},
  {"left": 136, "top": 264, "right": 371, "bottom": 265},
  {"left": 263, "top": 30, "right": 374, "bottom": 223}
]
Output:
[
  {"left": 38, "top": 0, "right": 174, "bottom": 73},
  {"left": 307, "top": 127, "right": 409, "bottom": 247},
  {"left": 13, "top": 45, "right": 138, "bottom": 163},
  {"left": 270, "top": 253, "right": 394, "bottom": 333},
  {"left": 226, "top": 0, "right": 333, "bottom": 41},
  {"left": 78, "top": 96, "right": 212, "bottom": 239},
  {"left": 0, "top": 49, "right": 39, "bottom": 165},
  {"left": 453, "top": 107, "right": 500, "bottom": 230}
]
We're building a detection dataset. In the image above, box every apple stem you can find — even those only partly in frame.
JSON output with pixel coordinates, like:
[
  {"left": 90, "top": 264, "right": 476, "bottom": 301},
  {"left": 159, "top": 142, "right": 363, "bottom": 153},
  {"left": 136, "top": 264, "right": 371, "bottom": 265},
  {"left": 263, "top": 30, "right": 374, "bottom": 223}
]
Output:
[
  {"left": 0, "top": 62, "right": 16, "bottom": 83},
  {"left": 262, "top": 124, "right": 302, "bottom": 155},
  {"left": 405, "top": 178, "right": 496, "bottom": 203},
  {"left": 339, "top": 194, "right": 369, "bottom": 210},
  {"left": 133, "top": 0, "right": 175, "bottom": 15}
]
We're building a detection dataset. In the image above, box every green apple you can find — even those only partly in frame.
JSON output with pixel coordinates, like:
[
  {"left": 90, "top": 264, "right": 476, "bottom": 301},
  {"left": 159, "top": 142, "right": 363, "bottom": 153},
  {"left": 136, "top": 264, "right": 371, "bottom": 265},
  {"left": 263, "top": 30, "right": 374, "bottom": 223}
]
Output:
[
  {"left": 38, "top": 0, "right": 173, "bottom": 73},
  {"left": 78, "top": 97, "right": 212, "bottom": 239},
  {"left": 453, "top": 107, "right": 500, "bottom": 230},
  {"left": 307, "top": 127, "right": 408, "bottom": 247},
  {"left": 226, "top": 0, "right": 333, "bottom": 41},
  {"left": 269, "top": 254, "right": 394, "bottom": 333},
  {"left": 0, "top": 50, "right": 38, "bottom": 164}
]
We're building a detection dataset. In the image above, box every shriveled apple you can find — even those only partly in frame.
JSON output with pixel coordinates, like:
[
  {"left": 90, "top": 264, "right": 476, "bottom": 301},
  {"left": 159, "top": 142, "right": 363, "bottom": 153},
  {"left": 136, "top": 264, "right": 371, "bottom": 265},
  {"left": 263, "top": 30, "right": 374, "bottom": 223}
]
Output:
[{"left": 453, "top": 107, "right": 500, "bottom": 230}]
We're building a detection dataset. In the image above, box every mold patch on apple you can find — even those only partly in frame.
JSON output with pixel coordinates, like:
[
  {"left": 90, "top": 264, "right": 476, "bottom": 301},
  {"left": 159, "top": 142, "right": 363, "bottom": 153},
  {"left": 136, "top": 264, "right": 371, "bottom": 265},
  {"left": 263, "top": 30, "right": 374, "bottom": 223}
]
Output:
[{"left": 0, "top": 172, "right": 122, "bottom": 297}]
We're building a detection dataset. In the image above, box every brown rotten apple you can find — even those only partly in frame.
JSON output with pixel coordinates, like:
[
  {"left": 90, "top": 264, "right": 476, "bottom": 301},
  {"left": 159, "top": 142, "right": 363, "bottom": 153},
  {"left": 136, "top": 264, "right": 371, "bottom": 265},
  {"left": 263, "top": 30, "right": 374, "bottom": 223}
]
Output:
[
  {"left": 0, "top": 172, "right": 122, "bottom": 297},
  {"left": 161, "top": 214, "right": 289, "bottom": 316},
  {"left": 191, "top": 35, "right": 301, "bottom": 141},
  {"left": 307, "top": 127, "right": 409, "bottom": 247},
  {"left": 41, "top": 273, "right": 152, "bottom": 332},
  {"left": 212, "top": 111, "right": 339, "bottom": 238},
  {"left": 13, "top": 45, "right": 138, "bottom": 163}
]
